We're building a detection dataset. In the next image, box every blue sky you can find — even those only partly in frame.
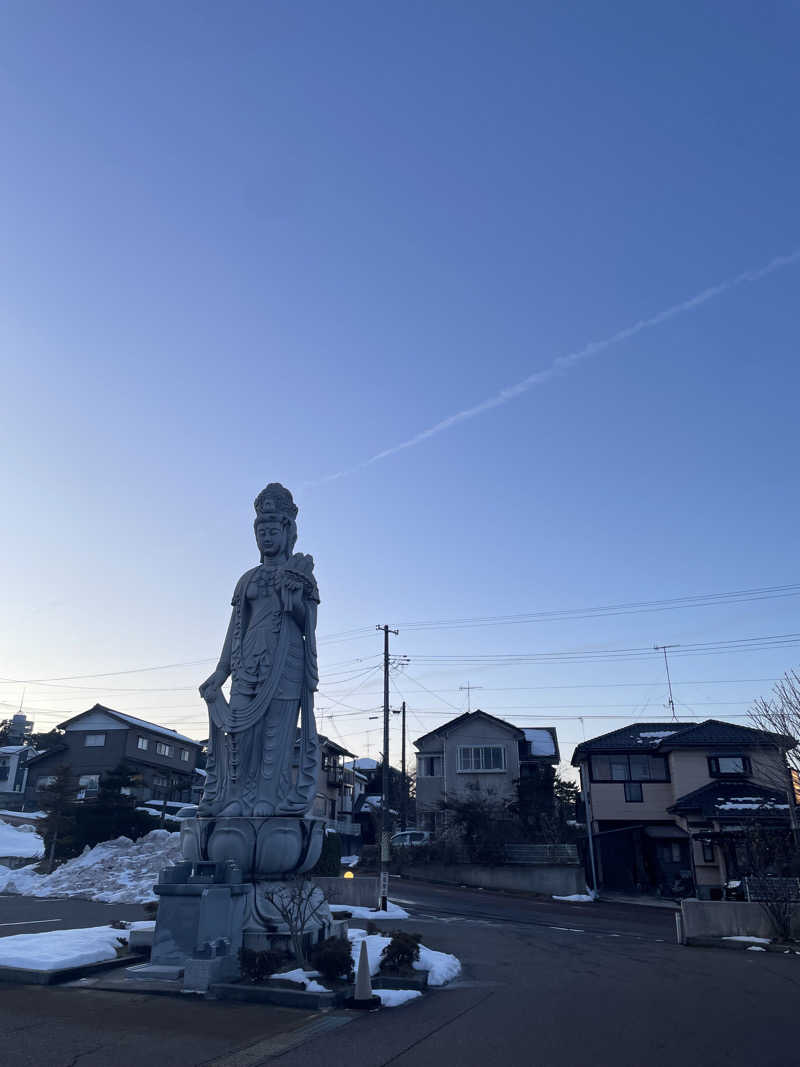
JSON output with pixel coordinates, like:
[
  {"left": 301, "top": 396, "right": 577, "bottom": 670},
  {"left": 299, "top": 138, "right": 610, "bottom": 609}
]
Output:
[{"left": 2, "top": 2, "right": 799, "bottom": 768}]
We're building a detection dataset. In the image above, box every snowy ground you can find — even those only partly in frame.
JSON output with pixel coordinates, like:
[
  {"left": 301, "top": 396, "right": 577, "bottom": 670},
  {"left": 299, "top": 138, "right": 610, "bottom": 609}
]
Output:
[
  {"left": 0, "top": 924, "right": 131, "bottom": 971},
  {"left": 552, "top": 891, "right": 597, "bottom": 903},
  {"left": 0, "top": 820, "right": 44, "bottom": 860},
  {"left": 0, "top": 829, "right": 180, "bottom": 903}
]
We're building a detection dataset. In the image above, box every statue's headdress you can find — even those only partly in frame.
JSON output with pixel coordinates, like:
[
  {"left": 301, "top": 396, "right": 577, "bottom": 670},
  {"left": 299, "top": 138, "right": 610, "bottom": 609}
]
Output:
[{"left": 254, "top": 483, "right": 298, "bottom": 522}]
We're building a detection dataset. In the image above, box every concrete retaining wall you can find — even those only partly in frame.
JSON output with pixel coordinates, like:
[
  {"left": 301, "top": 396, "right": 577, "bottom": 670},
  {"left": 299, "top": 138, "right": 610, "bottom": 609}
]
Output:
[
  {"left": 681, "top": 900, "right": 800, "bottom": 941},
  {"left": 398, "top": 863, "right": 586, "bottom": 896},
  {"left": 315, "top": 876, "right": 378, "bottom": 908}
]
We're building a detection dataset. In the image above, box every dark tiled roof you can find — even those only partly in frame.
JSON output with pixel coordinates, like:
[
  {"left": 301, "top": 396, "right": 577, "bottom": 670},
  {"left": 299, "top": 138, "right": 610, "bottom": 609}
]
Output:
[
  {"left": 656, "top": 719, "right": 794, "bottom": 750},
  {"left": 572, "top": 723, "right": 681, "bottom": 763},
  {"left": 413, "top": 709, "right": 524, "bottom": 748},
  {"left": 669, "top": 780, "right": 791, "bottom": 818},
  {"left": 572, "top": 718, "right": 795, "bottom": 765}
]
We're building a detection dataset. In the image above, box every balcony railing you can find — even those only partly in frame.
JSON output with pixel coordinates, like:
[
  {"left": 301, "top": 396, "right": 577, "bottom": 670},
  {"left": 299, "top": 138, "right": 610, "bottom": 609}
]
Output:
[{"left": 325, "top": 818, "right": 361, "bottom": 838}]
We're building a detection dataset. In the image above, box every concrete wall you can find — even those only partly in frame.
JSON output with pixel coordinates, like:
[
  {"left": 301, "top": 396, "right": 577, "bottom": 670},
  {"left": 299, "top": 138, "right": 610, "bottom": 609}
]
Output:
[
  {"left": 314, "top": 876, "right": 378, "bottom": 908},
  {"left": 681, "top": 899, "right": 800, "bottom": 941},
  {"left": 399, "top": 862, "right": 586, "bottom": 896}
]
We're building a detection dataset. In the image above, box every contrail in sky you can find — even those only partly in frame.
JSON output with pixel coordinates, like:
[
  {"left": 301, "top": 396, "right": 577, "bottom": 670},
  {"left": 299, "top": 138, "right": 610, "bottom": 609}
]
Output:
[{"left": 308, "top": 247, "right": 800, "bottom": 487}]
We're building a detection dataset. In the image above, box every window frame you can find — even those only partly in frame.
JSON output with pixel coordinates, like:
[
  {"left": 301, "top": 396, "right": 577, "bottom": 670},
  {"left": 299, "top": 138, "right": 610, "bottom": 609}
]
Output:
[
  {"left": 84, "top": 733, "right": 106, "bottom": 747},
  {"left": 623, "top": 781, "right": 643, "bottom": 803},
  {"left": 155, "top": 742, "right": 174, "bottom": 757},
  {"left": 701, "top": 841, "right": 715, "bottom": 863},
  {"left": 590, "top": 754, "right": 669, "bottom": 783},
  {"left": 180, "top": 749, "right": 190, "bottom": 762},
  {"left": 418, "top": 754, "right": 443, "bottom": 777},
  {"left": 708, "top": 755, "right": 751, "bottom": 778},
  {"left": 456, "top": 745, "right": 506, "bottom": 773},
  {"left": 137, "top": 736, "right": 149, "bottom": 751},
  {"left": 77, "top": 773, "right": 100, "bottom": 799}
]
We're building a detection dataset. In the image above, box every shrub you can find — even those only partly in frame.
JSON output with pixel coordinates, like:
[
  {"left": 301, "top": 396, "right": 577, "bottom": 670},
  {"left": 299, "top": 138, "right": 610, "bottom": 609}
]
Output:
[
  {"left": 142, "top": 901, "right": 158, "bottom": 920},
  {"left": 310, "top": 831, "right": 342, "bottom": 877},
  {"left": 309, "top": 936, "right": 354, "bottom": 982},
  {"left": 365, "top": 920, "right": 379, "bottom": 935},
  {"left": 380, "top": 930, "right": 422, "bottom": 973},
  {"left": 239, "top": 947, "right": 289, "bottom": 984}
]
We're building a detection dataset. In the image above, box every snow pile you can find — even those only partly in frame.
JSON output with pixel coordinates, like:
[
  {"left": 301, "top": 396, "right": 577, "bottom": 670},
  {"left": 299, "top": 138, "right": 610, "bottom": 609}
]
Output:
[
  {"left": 747, "top": 945, "right": 767, "bottom": 952},
  {"left": 271, "top": 967, "right": 329, "bottom": 993},
  {"left": 722, "top": 935, "right": 771, "bottom": 944},
  {"left": 335, "top": 901, "right": 409, "bottom": 920},
  {"left": 0, "top": 829, "right": 180, "bottom": 903},
  {"left": 552, "top": 891, "right": 597, "bottom": 903},
  {"left": 375, "top": 988, "right": 422, "bottom": 1007},
  {"left": 341, "top": 855, "right": 359, "bottom": 867},
  {"left": 0, "top": 820, "right": 44, "bottom": 859},
  {"left": 0, "top": 925, "right": 129, "bottom": 971},
  {"left": 414, "top": 944, "right": 461, "bottom": 986},
  {"left": 347, "top": 928, "right": 461, "bottom": 986}
]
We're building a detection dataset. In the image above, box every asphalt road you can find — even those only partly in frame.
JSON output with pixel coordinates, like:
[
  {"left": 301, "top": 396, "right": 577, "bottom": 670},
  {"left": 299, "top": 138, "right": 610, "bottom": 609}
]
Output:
[{"left": 0, "top": 880, "right": 797, "bottom": 1066}]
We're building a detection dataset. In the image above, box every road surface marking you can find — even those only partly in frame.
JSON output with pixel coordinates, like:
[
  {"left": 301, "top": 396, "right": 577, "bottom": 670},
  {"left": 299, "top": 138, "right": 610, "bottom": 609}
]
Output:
[{"left": 0, "top": 919, "right": 63, "bottom": 928}]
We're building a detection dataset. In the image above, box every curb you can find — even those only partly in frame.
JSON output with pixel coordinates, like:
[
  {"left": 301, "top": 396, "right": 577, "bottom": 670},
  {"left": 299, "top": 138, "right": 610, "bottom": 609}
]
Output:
[
  {"left": 685, "top": 937, "right": 800, "bottom": 954},
  {"left": 0, "top": 952, "right": 147, "bottom": 987}
]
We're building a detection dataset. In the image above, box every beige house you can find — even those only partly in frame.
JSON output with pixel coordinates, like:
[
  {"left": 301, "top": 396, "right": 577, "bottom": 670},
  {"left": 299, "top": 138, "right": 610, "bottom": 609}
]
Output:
[
  {"left": 573, "top": 719, "right": 796, "bottom": 898},
  {"left": 415, "top": 710, "right": 559, "bottom": 833}
]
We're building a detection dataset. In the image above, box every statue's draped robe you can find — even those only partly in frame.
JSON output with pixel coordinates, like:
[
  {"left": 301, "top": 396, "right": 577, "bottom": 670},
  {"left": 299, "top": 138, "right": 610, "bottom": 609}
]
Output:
[{"left": 202, "top": 563, "right": 320, "bottom": 816}]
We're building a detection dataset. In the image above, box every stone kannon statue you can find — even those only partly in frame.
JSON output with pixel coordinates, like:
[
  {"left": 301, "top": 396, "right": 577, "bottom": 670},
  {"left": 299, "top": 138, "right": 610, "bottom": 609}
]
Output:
[{"left": 198, "top": 483, "right": 320, "bottom": 820}]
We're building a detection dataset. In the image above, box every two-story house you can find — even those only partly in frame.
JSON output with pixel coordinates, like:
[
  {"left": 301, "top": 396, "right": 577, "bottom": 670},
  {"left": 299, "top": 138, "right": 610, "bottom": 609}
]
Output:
[
  {"left": 306, "top": 736, "right": 362, "bottom": 852},
  {"left": 573, "top": 719, "right": 796, "bottom": 898},
  {"left": 23, "top": 704, "right": 202, "bottom": 807},
  {"left": 414, "top": 710, "right": 560, "bottom": 834}
]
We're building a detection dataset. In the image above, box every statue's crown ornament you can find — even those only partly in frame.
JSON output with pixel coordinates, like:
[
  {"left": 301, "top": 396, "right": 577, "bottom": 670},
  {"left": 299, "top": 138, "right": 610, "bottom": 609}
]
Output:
[{"left": 254, "top": 483, "right": 298, "bottom": 522}]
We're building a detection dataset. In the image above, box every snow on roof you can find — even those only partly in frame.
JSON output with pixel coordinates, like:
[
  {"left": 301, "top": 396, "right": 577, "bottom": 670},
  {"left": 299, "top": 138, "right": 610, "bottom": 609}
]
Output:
[
  {"left": 353, "top": 757, "right": 378, "bottom": 770},
  {"left": 716, "top": 797, "right": 790, "bottom": 811},
  {"left": 634, "top": 730, "right": 679, "bottom": 745},
  {"left": 0, "top": 746, "right": 32, "bottom": 755},
  {"left": 193, "top": 767, "right": 207, "bottom": 777},
  {"left": 523, "top": 728, "right": 556, "bottom": 756}
]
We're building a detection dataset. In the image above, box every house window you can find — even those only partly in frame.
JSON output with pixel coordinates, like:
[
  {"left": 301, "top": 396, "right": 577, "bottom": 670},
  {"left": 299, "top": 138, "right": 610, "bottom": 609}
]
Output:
[
  {"left": 152, "top": 774, "right": 168, "bottom": 788},
  {"left": 37, "top": 776, "right": 57, "bottom": 790},
  {"left": 708, "top": 756, "right": 750, "bottom": 777},
  {"left": 156, "top": 742, "right": 173, "bottom": 757},
  {"left": 0, "top": 760, "right": 9, "bottom": 783},
  {"left": 702, "top": 841, "right": 715, "bottom": 863},
  {"left": 137, "top": 737, "right": 149, "bottom": 751},
  {"left": 659, "top": 842, "right": 683, "bottom": 864},
  {"left": 180, "top": 749, "right": 190, "bottom": 762},
  {"left": 418, "top": 755, "right": 443, "bottom": 777},
  {"left": 77, "top": 774, "right": 100, "bottom": 799},
  {"left": 457, "top": 746, "right": 505, "bottom": 772},
  {"left": 624, "top": 782, "right": 643, "bottom": 802},
  {"left": 591, "top": 755, "right": 668, "bottom": 782},
  {"left": 84, "top": 734, "right": 106, "bottom": 747}
]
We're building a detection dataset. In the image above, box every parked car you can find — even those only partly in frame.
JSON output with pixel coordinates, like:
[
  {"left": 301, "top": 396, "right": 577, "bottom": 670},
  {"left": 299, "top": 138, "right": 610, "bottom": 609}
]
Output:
[{"left": 390, "top": 830, "right": 431, "bottom": 848}]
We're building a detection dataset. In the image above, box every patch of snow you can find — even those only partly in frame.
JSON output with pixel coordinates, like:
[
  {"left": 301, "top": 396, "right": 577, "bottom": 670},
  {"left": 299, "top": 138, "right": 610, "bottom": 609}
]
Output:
[
  {"left": 0, "top": 924, "right": 129, "bottom": 971},
  {"left": 722, "top": 935, "right": 771, "bottom": 944},
  {"left": 717, "top": 800, "right": 789, "bottom": 811},
  {"left": 341, "top": 855, "right": 359, "bottom": 867},
  {"left": 375, "top": 988, "right": 422, "bottom": 1007},
  {"left": 135, "top": 807, "right": 182, "bottom": 823},
  {"left": 552, "top": 891, "right": 597, "bottom": 903},
  {"left": 638, "top": 731, "right": 677, "bottom": 739},
  {"left": 347, "top": 930, "right": 391, "bottom": 976},
  {"left": 414, "top": 944, "right": 461, "bottom": 986},
  {"left": 271, "top": 967, "right": 329, "bottom": 992},
  {"left": 0, "top": 810, "right": 45, "bottom": 820},
  {"left": 347, "top": 928, "right": 462, "bottom": 986},
  {"left": 342, "top": 901, "right": 409, "bottom": 920},
  {"left": 0, "top": 820, "right": 44, "bottom": 859},
  {"left": 747, "top": 945, "right": 766, "bottom": 952},
  {"left": 0, "top": 829, "right": 180, "bottom": 903}
]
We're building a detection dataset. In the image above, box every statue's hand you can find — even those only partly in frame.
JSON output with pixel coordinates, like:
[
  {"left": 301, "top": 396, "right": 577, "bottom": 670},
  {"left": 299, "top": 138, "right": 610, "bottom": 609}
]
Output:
[{"left": 200, "top": 668, "right": 227, "bottom": 701}]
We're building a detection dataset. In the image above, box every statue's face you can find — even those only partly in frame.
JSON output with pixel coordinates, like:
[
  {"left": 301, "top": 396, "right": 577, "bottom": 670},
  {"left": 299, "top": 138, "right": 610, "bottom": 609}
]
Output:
[{"left": 256, "top": 518, "right": 284, "bottom": 559}]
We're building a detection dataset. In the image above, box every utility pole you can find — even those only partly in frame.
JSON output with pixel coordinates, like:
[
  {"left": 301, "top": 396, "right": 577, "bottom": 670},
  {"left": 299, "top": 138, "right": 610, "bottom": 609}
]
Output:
[
  {"left": 459, "top": 681, "right": 483, "bottom": 713},
  {"left": 654, "top": 644, "right": 679, "bottom": 721},
  {"left": 377, "top": 624, "right": 398, "bottom": 910}
]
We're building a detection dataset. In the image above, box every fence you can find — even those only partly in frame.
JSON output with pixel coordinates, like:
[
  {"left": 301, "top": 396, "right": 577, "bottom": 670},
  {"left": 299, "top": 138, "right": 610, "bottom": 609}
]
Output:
[
  {"left": 504, "top": 844, "right": 579, "bottom": 866},
  {"left": 744, "top": 877, "right": 800, "bottom": 903}
]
